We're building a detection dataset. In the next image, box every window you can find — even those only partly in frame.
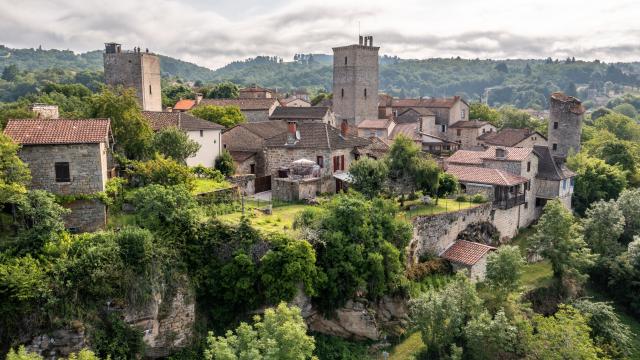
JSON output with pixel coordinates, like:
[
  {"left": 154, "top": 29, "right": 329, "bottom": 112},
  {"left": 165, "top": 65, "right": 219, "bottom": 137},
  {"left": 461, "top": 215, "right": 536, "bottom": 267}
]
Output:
[
  {"left": 527, "top": 161, "right": 531, "bottom": 172},
  {"left": 55, "top": 162, "right": 70, "bottom": 182},
  {"left": 553, "top": 122, "right": 558, "bottom": 129},
  {"left": 149, "top": 85, "right": 152, "bottom": 95},
  {"left": 552, "top": 143, "right": 558, "bottom": 151},
  {"left": 341, "top": 88, "right": 344, "bottom": 98},
  {"left": 456, "top": 129, "right": 462, "bottom": 136},
  {"left": 562, "top": 179, "right": 567, "bottom": 190},
  {"left": 524, "top": 202, "right": 528, "bottom": 209},
  {"left": 344, "top": 56, "right": 348, "bottom": 65},
  {"left": 441, "top": 125, "right": 446, "bottom": 133},
  {"left": 364, "top": 88, "right": 367, "bottom": 99},
  {"left": 199, "top": 130, "right": 203, "bottom": 137},
  {"left": 461, "top": 109, "right": 466, "bottom": 119},
  {"left": 250, "top": 164, "right": 256, "bottom": 174},
  {"left": 317, "top": 156, "right": 324, "bottom": 168},
  {"left": 482, "top": 128, "right": 486, "bottom": 134}
]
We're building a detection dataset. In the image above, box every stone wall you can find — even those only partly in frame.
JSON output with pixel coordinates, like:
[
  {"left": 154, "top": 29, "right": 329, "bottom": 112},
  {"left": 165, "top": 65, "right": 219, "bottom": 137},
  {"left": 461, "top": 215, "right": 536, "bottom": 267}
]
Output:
[
  {"left": 409, "top": 203, "right": 492, "bottom": 262},
  {"left": 548, "top": 94, "right": 583, "bottom": 160},
  {"left": 244, "top": 109, "right": 271, "bottom": 123},
  {"left": 25, "top": 328, "right": 86, "bottom": 359},
  {"left": 103, "top": 51, "right": 161, "bottom": 111},
  {"left": 64, "top": 199, "right": 107, "bottom": 233},
  {"left": 228, "top": 174, "right": 255, "bottom": 195},
  {"left": 273, "top": 178, "right": 320, "bottom": 201}
]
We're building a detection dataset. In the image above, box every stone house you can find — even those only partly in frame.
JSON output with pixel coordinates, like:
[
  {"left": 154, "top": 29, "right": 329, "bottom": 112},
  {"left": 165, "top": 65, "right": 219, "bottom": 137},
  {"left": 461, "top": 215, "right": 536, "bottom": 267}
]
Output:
[
  {"left": 198, "top": 98, "right": 280, "bottom": 123},
  {"left": 378, "top": 96, "right": 470, "bottom": 134},
  {"left": 441, "top": 240, "right": 496, "bottom": 282},
  {"left": 222, "top": 121, "right": 288, "bottom": 177},
  {"left": 477, "top": 128, "right": 547, "bottom": 148},
  {"left": 264, "top": 121, "right": 371, "bottom": 193},
  {"left": 142, "top": 111, "right": 224, "bottom": 167},
  {"left": 4, "top": 118, "right": 113, "bottom": 232},
  {"left": 279, "top": 97, "right": 311, "bottom": 107},
  {"left": 171, "top": 94, "right": 203, "bottom": 112},
  {"left": 547, "top": 92, "right": 584, "bottom": 161},
  {"left": 239, "top": 85, "right": 275, "bottom": 99},
  {"left": 448, "top": 120, "right": 497, "bottom": 149},
  {"left": 269, "top": 106, "right": 335, "bottom": 126}
]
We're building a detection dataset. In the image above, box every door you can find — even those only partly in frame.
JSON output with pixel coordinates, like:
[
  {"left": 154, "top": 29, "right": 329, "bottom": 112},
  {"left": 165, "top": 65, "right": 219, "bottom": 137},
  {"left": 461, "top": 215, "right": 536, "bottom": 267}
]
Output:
[{"left": 255, "top": 175, "right": 272, "bottom": 193}]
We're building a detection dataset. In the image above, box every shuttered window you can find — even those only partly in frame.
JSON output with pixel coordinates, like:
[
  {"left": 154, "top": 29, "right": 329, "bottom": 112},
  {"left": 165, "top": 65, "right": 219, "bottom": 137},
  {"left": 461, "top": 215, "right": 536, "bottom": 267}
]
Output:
[{"left": 55, "top": 162, "right": 70, "bottom": 182}]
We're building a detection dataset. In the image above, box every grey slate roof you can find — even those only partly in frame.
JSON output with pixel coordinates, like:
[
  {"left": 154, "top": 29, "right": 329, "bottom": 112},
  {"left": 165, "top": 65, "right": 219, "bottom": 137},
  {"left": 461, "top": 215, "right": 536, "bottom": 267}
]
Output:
[
  {"left": 269, "top": 106, "right": 330, "bottom": 120},
  {"left": 478, "top": 128, "right": 546, "bottom": 147},
  {"left": 533, "top": 145, "right": 575, "bottom": 180},
  {"left": 264, "top": 122, "right": 371, "bottom": 149},
  {"left": 141, "top": 111, "right": 224, "bottom": 131}
]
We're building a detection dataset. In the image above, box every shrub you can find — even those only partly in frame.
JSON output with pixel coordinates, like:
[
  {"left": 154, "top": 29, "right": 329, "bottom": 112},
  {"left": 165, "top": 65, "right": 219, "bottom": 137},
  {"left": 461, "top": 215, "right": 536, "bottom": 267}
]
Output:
[
  {"left": 91, "top": 313, "right": 144, "bottom": 360},
  {"left": 214, "top": 150, "right": 236, "bottom": 176},
  {"left": 470, "top": 194, "right": 487, "bottom": 203},
  {"left": 456, "top": 194, "right": 468, "bottom": 202},
  {"left": 191, "top": 165, "right": 224, "bottom": 181},
  {"left": 128, "top": 155, "right": 195, "bottom": 189}
]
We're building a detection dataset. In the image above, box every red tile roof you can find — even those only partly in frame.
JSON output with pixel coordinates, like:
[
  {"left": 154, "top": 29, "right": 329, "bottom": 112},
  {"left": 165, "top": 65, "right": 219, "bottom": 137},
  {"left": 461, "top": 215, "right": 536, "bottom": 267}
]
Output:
[
  {"left": 173, "top": 99, "right": 196, "bottom": 111},
  {"left": 477, "top": 128, "right": 545, "bottom": 147},
  {"left": 199, "top": 98, "right": 278, "bottom": 111},
  {"left": 441, "top": 240, "right": 495, "bottom": 266},
  {"left": 445, "top": 164, "right": 529, "bottom": 186},
  {"left": 4, "top": 119, "right": 110, "bottom": 145},
  {"left": 391, "top": 96, "right": 463, "bottom": 109},
  {"left": 446, "top": 146, "right": 534, "bottom": 165},
  {"left": 449, "top": 120, "right": 490, "bottom": 129}
]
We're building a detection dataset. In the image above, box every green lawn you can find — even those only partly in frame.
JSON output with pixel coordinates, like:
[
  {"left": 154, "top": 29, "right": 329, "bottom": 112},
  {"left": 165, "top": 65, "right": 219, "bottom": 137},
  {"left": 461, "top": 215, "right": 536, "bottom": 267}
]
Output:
[
  {"left": 401, "top": 198, "right": 479, "bottom": 219},
  {"left": 389, "top": 332, "right": 424, "bottom": 360},
  {"left": 217, "top": 202, "right": 311, "bottom": 233},
  {"left": 192, "top": 178, "right": 232, "bottom": 194}
]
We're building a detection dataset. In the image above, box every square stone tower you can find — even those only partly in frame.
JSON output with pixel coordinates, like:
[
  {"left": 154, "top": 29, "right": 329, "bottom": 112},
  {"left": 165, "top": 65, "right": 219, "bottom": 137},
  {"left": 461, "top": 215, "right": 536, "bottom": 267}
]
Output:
[
  {"left": 103, "top": 43, "right": 162, "bottom": 112},
  {"left": 332, "top": 35, "right": 379, "bottom": 125},
  {"left": 548, "top": 92, "right": 584, "bottom": 160}
]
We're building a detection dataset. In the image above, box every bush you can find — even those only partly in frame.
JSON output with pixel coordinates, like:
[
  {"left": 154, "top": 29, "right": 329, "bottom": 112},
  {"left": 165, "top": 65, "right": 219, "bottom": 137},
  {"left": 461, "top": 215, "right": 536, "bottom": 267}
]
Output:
[
  {"left": 456, "top": 194, "right": 468, "bottom": 202},
  {"left": 91, "top": 313, "right": 144, "bottom": 360},
  {"left": 214, "top": 150, "right": 236, "bottom": 176},
  {"left": 191, "top": 165, "right": 224, "bottom": 181},
  {"left": 128, "top": 155, "right": 195, "bottom": 189},
  {"left": 313, "top": 333, "right": 370, "bottom": 360},
  {"left": 470, "top": 194, "right": 487, "bottom": 203}
]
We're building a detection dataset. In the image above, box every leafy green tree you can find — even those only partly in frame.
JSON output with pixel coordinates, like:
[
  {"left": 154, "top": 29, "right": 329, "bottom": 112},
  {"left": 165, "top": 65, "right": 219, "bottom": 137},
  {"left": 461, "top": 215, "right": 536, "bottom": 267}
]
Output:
[
  {"left": 612, "top": 103, "right": 637, "bottom": 119},
  {"left": 92, "top": 313, "right": 144, "bottom": 360},
  {"left": 385, "top": 135, "right": 421, "bottom": 204},
  {"left": 86, "top": 88, "right": 153, "bottom": 159},
  {"left": 582, "top": 200, "right": 625, "bottom": 257},
  {"left": 207, "top": 82, "right": 240, "bottom": 99},
  {"left": 528, "top": 305, "right": 602, "bottom": 360},
  {"left": 409, "top": 273, "right": 481, "bottom": 358},
  {"left": 573, "top": 299, "right": 632, "bottom": 359},
  {"left": 594, "top": 113, "right": 640, "bottom": 141},
  {"left": 607, "top": 239, "right": 640, "bottom": 317},
  {"left": 567, "top": 153, "right": 627, "bottom": 215},
  {"left": 464, "top": 310, "right": 531, "bottom": 360},
  {"left": 348, "top": 157, "right": 388, "bottom": 198},
  {"left": 6, "top": 346, "right": 46, "bottom": 360},
  {"left": 295, "top": 193, "right": 411, "bottom": 313},
  {"left": 0, "top": 133, "right": 31, "bottom": 205},
  {"left": 152, "top": 126, "right": 201, "bottom": 163},
  {"left": 0, "top": 105, "right": 35, "bottom": 128},
  {"left": 413, "top": 156, "right": 441, "bottom": 197},
  {"left": 2, "top": 64, "right": 19, "bottom": 81},
  {"left": 615, "top": 188, "right": 640, "bottom": 242},
  {"left": 485, "top": 245, "right": 525, "bottom": 305},
  {"left": 215, "top": 150, "right": 236, "bottom": 176},
  {"left": 469, "top": 102, "right": 501, "bottom": 127},
  {"left": 0, "top": 255, "right": 51, "bottom": 329},
  {"left": 590, "top": 107, "right": 613, "bottom": 122},
  {"left": 191, "top": 105, "right": 245, "bottom": 128},
  {"left": 204, "top": 302, "right": 315, "bottom": 360},
  {"left": 498, "top": 105, "right": 546, "bottom": 133},
  {"left": 128, "top": 155, "right": 195, "bottom": 189},
  {"left": 437, "top": 172, "right": 459, "bottom": 197},
  {"left": 162, "top": 83, "right": 195, "bottom": 107},
  {"left": 529, "top": 200, "right": 596, "bottom": 290}
]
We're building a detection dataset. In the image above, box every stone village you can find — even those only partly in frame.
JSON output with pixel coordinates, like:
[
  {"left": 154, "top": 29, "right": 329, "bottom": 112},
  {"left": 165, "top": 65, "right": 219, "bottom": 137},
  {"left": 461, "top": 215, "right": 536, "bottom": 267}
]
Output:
[{"left": 3, "top": 36, "right": 585, "bottom": 354}]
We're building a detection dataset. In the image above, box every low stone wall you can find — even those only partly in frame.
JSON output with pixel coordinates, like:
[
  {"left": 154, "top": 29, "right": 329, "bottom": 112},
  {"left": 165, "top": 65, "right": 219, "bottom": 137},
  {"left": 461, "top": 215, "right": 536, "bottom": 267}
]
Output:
[
  {"left": 64, "top": 199, "right": 106, "bottom": 233},
  {"left": 409, "top": 203, "right": 492, "bottom": 263},
  {"left": 228, "top": 174, "right": 255, "bottom": 195},
  {"left": 272, "top": 178, "right": 320, "bottom": 201}
]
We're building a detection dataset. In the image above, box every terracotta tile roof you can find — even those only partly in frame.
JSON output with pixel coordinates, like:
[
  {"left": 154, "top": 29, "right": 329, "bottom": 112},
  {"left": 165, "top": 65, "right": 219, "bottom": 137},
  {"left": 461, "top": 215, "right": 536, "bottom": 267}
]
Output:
[
  {"left": 449, "top": 120, "right": 490, "bottom": 129},
  {"left": 446, "top": 146, "right": 534, "bottom": 165},
  {"left": 378, "top": 94, "right": 393, "bottom": 107},
  {"left": 269, "top": 106, "right": 329, "bottom": 120},
  {"left": 357, "top": 119, "right": 390, "bottom": 129},
  {"left": 264, "top": 122, "right": 371, "bottom": 149},
  {"left": 550, "top": 92, "right": 585, "bottom": 115},
  {"left": 367, "top": 136, "right": 390, "bottom": 154},
  {"left": 441, "top": 240, "right": 495, "bottom": 266},
  {"left": 173, "top": 99, "right": 196, "bottom": 111},
  {"left": 391, "top": 96, "right": 463, "bottom": 109},
  {"left": 477, "top": 128, "right": 546, "bottom": 147},
  {"left": 446, "top": 164, "right": 529, "bottom": 186},
  {"left": 398, "top": 107, "right": 436, "bottom": 116},
  {"left": 4, "top": 118, "right": 110, "bottom": 145},
  {"left": 390, "top": 122, "right": 421, "bottom": 141},
  {"left": 141, "top": 111, "right": 224, "bottom": 131},
  {"left": 199, "top": 98, "right": 278, "bottom": 111}
]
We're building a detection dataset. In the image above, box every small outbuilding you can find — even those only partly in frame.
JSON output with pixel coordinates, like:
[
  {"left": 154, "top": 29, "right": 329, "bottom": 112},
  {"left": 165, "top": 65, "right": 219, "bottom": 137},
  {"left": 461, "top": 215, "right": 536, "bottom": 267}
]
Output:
[{"left": 441, "top": 240, "right": 496, "bottom": 282}]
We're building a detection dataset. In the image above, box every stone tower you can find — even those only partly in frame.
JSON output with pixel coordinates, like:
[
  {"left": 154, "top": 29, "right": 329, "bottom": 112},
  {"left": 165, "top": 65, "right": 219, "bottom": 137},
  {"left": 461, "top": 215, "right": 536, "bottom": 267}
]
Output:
[
  {"left": 103, "top": 43, "right": 162, "bottom": 111},
  {"left": 548, "top": 92, "right": 584, "bottom": 160},
  {"left": 332, "top": 35, "right": 379, "bottom": 125}
]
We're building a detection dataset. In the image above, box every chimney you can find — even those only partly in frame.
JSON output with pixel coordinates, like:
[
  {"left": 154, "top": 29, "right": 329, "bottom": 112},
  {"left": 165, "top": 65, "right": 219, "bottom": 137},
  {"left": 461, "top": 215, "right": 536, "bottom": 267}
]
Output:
[
  {"left": 495, "top": 147, "right": 507, "bottom": 159},
  {"left": 166, "top": 107, "right": 173, "bottom": 112},
  {"left": 369, "top": 36, "right": 373, "bottom": 47},
  {"left": 287, "top": 121, "right": 298, "bottom": 144},
  {"left": 196, "top": 93, "right": 203, "bottom": 105},
  {"left": 359, "top": 35, "right": 364, "bottom": 45},
  {"left": 341, "top": 119, "right": 349, "bottom": 137}
]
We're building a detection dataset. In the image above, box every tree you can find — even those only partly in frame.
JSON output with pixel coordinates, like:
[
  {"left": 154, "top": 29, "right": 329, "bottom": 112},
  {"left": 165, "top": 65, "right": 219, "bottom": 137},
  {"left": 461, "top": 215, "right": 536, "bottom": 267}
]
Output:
[
  {"left": 528, "top": 305, "right": 602, "bottom": 360},
  {"left": 413, "top": 156, "right": 441, "bottom": 197},
  {"left": 498, "top": 106, "right": 546, "bottom": 133},
  {"left": 190, "top": 105, "right": 246, "bottom": 128},
  {"left": 0, "top": 106, "right": 35, "bottom": 129},
  {"left": 573, "top": 299, "right": 632, "bottom": 359},
  {"left": 0, "top": 133, "right": 31, "bottom": 205},
  {"left": 464, "top": 310, "right": 531, "bottom": 360},
  {"left": 385, "top": 135, "right": 420, "bottom": 205},
  {"left": 485, "top": 245, "right": 525, "bottom": 304},
  {"left": 495, "top": 63, "right": 509, "bottom": 73},
  {"left": 612, "top": 103, "right": 637, "bottom": 119},
  {"left": 86, "top": 88, "right": 153, "bottom": 159},
  {"left": 2, "top": 64, "right": 19, "bottom": 81},
  {"left": 615, "top": 188, "right": 640, "bottom": 242},
  {"left": 469, "top": 102, "right": 500, "bottom": 127},
  {"left": 437, "top": 172, "right": 459, "bottom": 198},
  {"left": 128, "top": 155, "right": 195, "bottom": 189},
  {"left": 594, "top": 113, "right": 640, "bottom": 141},
  {"left": 348, "top": 157, "right": 388, "bottom": 198},
  {"left": 162, "top": 83, "right": 195, "bottom": 107},
  {"left": 582, "top": 200, "right": 625, "bottom": 257},
  {"left": 215, "top": 150, "right": 236, "bottom": 176},
  {"left": 409, "top": 273, "right": 481, "bottom": 358},
  {"left": 529, "top": 200, "right": 596, "bottom": 290},
  {"left": 152, "top": 126, "right": 201, "bottom": 163},
  {"left": 207, "top": 82, "right": 240, "bottom": 99},
  {"left": 567, "top": 153, "right": 627, "bottom": 215},
  {"left": 310, "top": 91, "right": 332, "bottom": 106},
  {"left": 565, "top": 82, "right": 577, "bottom": 97},
  {"left": 204, "top": 302, "right": 315, "bottom": 360}
]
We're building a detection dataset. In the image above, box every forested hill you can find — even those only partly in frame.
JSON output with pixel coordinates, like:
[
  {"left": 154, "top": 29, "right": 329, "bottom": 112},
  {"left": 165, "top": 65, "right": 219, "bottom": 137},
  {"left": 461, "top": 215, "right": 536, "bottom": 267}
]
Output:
[{"left": 2, "top": 44, "right": 640, "bottom": 108}]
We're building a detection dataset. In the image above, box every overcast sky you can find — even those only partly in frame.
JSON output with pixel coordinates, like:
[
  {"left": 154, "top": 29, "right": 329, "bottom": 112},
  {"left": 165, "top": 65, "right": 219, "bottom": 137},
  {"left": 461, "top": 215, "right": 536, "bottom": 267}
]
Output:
[{"left": 1, "top": 0, "right": 639, "bottom": 69}]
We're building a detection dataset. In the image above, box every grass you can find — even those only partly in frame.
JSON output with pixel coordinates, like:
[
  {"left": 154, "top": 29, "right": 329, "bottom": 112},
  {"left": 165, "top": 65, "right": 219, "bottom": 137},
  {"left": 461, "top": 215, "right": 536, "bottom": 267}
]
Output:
[
  {"left": 401, "top": 198, "right": 479, "bottom": 218},
  {"left": 192, "top": 178, "right": 232, "bottom": 194},
  {"left": 217, "top": 202, "right": 311, "bottom": 233},
  {"left": 388, "top": 332, "right": 424, "bottom": 360}
]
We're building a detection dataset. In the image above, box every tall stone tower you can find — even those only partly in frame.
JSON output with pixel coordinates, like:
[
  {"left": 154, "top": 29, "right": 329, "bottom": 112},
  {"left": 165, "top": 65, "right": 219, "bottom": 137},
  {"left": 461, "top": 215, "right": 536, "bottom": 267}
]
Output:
[
  {"left": 103, "top": 43, "right": 162, "bottom": 112},
  {"left": 548, "top": 92, "right": 584, "bottom": 160},
  {"left": 332, "top": 35, "right": 379, "bottom": 125}
]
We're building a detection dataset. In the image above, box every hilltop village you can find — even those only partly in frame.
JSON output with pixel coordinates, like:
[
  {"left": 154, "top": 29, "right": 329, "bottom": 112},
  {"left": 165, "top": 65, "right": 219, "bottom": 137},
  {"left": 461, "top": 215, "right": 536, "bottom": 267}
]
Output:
[{"left": 1, "top": 36, "right": 639, "bottom": 360}]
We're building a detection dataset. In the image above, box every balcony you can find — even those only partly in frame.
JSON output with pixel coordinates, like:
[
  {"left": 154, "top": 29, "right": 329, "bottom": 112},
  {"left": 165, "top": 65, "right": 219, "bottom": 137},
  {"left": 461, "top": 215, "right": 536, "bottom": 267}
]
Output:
[{"left": 493, "top": 194, "right": 526, "bottom": 210}]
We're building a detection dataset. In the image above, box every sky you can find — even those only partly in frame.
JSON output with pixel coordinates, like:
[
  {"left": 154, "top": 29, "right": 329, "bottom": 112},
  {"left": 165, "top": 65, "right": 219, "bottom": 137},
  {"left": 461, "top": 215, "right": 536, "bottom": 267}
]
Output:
[{"left": 1, "top": 0, "right": 639, "bottom": 69}]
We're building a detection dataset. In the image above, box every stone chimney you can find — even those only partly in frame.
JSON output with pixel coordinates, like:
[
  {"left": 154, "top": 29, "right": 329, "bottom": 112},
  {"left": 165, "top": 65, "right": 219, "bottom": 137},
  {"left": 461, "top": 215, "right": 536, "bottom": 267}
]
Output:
[
  {"left": 495, "top": 147, "right": 507, "bottom": 159},
  {"left": 195, "top": 93, "right": 203, "bottom": 105},
  {"left": 29, "top": 103, "right": 59, "bottom": 119},
  {"left": 287, "top": 121, "right": 298, "bottom": 145},
  {"left": 341, "top": 119, "right": 349, "bottom": 137}
]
